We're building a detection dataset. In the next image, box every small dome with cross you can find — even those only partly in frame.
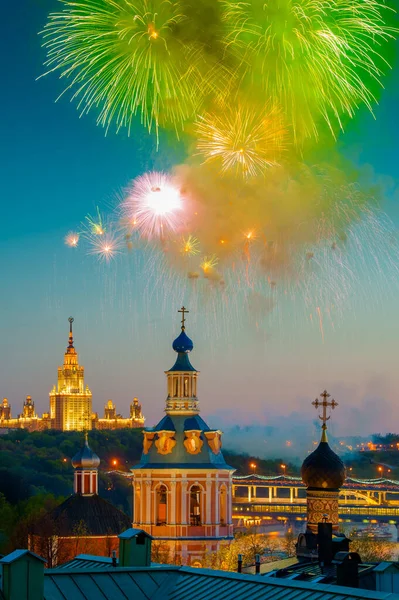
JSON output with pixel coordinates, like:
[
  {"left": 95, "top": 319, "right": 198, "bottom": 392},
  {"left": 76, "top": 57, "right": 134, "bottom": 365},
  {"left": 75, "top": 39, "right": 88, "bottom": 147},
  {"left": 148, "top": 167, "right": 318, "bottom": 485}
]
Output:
[
  {"left": 72, "top": 434, "right": 100, "bottom": 469},
  {"left": 301, "top": 426, "right": 345, "bottom": 489},
  {"left": 172, "top": 330, "right": 193, "bottom": 353},
  {"left": 172, "top": 306, "right": 193, "bottom": 353},
  {"left": 301, "top": 390, "right": 345, "bottom": 490}
]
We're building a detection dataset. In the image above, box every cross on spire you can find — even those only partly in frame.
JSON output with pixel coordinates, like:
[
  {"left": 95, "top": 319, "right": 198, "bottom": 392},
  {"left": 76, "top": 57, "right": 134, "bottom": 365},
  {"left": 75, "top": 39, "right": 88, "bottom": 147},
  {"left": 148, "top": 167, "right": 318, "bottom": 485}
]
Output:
[
  {"left": 312, "top": 390, "right": 338, "bottom": 426},
  {"left": 178, "top": 306, "right": 189, "bottom": 330}
]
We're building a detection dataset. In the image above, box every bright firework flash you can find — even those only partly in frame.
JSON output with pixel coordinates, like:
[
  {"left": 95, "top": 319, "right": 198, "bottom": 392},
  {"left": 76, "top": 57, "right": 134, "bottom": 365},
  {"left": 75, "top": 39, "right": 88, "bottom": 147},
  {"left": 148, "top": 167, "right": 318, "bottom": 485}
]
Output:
[
  {"left": 196, "top": 103, "right": 287, "bottom": 177},
  {"left": 64, "top": 231, "right": 80, "bottom": 247},
  {"left": 88, "top": 231, "right": 123, "bottom": 263},
  {"left": 122, "top": 172, "right": 184, "bottom": 239},
  {"left": 221, "top": 0, "right": 397, "bottom": 141},
  {"left": 39, "top": 0, "right": 231, "bottom": 138}
]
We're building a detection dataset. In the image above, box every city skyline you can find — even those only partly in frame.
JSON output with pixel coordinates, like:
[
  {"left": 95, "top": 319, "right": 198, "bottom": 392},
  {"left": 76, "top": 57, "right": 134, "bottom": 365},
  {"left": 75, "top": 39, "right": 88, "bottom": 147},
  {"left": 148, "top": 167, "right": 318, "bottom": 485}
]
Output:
[{"left": 1, "top": 1, "right": 399, "bottom": 445}]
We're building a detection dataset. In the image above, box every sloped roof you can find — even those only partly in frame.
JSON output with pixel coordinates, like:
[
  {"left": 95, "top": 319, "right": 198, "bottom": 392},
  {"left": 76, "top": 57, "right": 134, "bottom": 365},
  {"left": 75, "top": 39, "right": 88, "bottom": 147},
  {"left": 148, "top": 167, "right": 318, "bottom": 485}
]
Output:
[
  {"left": 0, "top": 549, "right": 46, "bottom": 564},
  {"left": 33, "top": 494, "right": 131, "bottom": 537},
  {"left": 43, "top": 564, "right": 398, "bottom": 600},
  {"left": 134, "top": 414, "right": 233, "bottom": 471}
]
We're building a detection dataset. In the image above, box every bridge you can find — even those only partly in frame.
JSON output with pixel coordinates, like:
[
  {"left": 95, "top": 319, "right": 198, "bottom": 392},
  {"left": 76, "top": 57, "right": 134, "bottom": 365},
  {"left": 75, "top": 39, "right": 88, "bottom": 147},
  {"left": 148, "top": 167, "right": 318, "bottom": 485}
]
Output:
[{"left": 232, "top": 474, "right": 399, "bottom": 526}]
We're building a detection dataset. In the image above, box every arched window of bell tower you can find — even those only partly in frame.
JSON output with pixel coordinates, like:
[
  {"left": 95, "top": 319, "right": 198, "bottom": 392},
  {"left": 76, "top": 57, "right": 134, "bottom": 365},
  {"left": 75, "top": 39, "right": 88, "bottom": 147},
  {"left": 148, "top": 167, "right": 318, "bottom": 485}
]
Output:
[
  {"left": 219, "top": 484, "right": 227, "bottom": 525},
  {"left": 189, "top": 485, "right": 202, "bottom": 526},
  {"left": 156, "top": 484, "right": 168, "bottom": 525},
  {"left": 184, "top": 377, "right": 188, "bottom": 397}
]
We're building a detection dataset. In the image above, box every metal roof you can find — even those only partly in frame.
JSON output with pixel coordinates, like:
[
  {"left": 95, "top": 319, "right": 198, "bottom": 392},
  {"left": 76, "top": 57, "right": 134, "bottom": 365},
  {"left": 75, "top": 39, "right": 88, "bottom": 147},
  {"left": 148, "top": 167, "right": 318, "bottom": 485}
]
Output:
[
  {"left": 32, "top": 493, "right": 131, "bottom": 537},
  {"left": 119, "top": 528, "right": 153, "bottom": 540},
  {"left": 43, "top": 564, "right": 398, "bottom": 600},
  {"left": 0, "top": 549, "right": 46, "bottom": 564}
]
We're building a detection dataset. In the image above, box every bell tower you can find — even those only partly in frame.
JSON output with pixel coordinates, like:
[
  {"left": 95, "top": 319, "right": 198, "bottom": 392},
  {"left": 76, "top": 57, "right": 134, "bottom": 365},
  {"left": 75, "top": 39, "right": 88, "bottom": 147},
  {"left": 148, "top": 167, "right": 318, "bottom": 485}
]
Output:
[{"left": 131, "top": 308, "right": 234, "bottom": 566}]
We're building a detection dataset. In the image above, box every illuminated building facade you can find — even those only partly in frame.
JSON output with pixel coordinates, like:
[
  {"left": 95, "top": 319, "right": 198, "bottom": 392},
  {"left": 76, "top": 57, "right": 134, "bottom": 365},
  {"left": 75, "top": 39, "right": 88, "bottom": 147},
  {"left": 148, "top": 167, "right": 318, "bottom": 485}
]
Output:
[
  {"left": 49, "top": 317, "right": 92, "bottom": 431},
  {"left": 132, "top": 307, "right": 234, "bottom": 566},
  {"left": 1, "top": 318, "right": 145, "bottom": 432},
  {"left": 92, "top": 398, "right": 145, "bottom": 429}
]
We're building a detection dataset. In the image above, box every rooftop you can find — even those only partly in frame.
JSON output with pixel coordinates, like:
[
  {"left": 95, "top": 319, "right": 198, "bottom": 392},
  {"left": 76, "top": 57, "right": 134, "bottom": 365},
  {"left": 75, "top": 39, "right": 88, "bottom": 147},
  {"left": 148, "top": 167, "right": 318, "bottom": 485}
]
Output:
[{"left": 41, "top": 563, "right": 397, "bottom": 600}]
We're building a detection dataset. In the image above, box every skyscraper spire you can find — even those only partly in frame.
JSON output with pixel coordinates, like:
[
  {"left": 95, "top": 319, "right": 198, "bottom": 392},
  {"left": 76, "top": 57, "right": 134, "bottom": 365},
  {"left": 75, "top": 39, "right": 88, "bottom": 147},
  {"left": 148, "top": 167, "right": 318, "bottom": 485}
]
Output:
[{"left": 68, "top": 316, "right": 74, "bottom": 349}]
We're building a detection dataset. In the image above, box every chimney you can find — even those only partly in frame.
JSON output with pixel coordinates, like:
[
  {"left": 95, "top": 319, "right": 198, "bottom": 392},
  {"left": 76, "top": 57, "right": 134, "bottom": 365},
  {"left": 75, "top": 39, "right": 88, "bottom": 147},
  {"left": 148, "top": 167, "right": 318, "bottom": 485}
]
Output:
[
  {"left": 118, "top": 528, "right": 153, "bottom": 567},
  {"left": 318, "top": 522, "right": 333, "bottom": 566},
  {"left": 237, "top": 554, "right": 243, "bottom": 573},
  {"left": 0, "top": 550, "right": 45, "bottom": 600},
  {"left": 333, "top": 552, "right": 361, "bottom": 588},
  {"left": 255, "top": 554, "right": 261, "bottom": 574}
]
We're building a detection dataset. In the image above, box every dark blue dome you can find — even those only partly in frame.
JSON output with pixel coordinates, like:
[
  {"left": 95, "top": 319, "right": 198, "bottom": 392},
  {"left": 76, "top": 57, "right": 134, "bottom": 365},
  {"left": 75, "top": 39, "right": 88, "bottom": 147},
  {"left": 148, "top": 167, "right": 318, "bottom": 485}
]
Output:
[{"left": 172, "top": 329, "right": 193, "bottom": 353}]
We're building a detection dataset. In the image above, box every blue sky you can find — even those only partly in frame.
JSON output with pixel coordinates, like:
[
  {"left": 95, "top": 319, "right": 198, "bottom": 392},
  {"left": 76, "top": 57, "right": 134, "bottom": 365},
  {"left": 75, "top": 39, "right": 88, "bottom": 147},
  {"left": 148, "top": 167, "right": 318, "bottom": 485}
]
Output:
[{"left": 1, "top": 1, "right": 399, "bottom": 453}]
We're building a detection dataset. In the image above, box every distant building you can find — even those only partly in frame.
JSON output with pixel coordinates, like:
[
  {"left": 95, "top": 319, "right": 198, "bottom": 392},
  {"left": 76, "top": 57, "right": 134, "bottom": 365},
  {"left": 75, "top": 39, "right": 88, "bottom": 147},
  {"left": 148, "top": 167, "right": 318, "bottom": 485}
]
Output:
[
  {"left": 92, "top": 397, "right": 145, "bottom": 430},
  {"left": 29, "top": 434, "right": 131, "bottom": 567},
  {"left": 0, "top": 318, "right": 145, "bottom": 432},
  {"left": 49, "top": 317, "right": 93, "bottom": 431},
  {"left": 131, "top": 307, "right": 234, "bottom": 565}
]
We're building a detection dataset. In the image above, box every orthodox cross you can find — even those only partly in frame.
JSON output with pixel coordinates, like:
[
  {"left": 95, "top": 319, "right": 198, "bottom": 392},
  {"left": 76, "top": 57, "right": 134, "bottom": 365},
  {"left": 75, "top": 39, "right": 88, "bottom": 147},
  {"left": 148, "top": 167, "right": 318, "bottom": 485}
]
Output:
[
  {"left": 312, "top": 390, "right": 338, "bottom": 426},
  {"left": 178, "top": 306, "right": 189, "bottom": 330}
]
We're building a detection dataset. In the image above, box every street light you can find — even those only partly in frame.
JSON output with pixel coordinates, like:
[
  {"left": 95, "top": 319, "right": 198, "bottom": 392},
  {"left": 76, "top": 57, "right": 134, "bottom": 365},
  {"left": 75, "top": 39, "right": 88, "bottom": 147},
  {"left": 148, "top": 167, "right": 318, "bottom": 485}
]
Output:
[
  {"left": 378, "top": 466, "right": 383, "bottom": 477},
  {"left": 250, "top": 462, "right": 257, "bottom": 475},
  {"left": 281, "top": 464, "right": 286, "bottom": 477},
  {"left": 112, "top": 459, "right": 118, "bottom": 467}
]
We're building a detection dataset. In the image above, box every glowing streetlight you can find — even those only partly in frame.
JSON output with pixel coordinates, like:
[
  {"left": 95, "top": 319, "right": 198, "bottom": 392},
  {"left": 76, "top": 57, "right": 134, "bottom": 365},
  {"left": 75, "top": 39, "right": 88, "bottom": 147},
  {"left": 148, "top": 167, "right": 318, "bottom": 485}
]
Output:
[
  {"left": 112, "top": 459, "right": 118, "bottom": 467},
  {"left": 281, "top": 464, "right": 286, "bottom": 477},
  {"left": 250, "top": 462, "right": 257, "bottom": 475},
  {"left": 378, "top": 466, "right": 383, "bottom": 477}
]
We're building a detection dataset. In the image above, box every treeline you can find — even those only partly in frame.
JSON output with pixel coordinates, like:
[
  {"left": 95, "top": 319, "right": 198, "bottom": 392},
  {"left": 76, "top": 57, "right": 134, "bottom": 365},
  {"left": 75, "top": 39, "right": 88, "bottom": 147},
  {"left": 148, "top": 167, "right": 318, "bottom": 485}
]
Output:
[{"left": 0, "top": 428, "right": 299, "bottom": 507}]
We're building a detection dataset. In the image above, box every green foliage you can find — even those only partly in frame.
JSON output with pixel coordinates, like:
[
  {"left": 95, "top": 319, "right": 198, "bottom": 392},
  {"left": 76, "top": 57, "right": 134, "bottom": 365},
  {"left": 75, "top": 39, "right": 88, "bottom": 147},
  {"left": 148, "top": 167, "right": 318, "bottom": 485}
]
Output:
[{"left": 349, "top": 538, "right": 395, "bottom": 562}]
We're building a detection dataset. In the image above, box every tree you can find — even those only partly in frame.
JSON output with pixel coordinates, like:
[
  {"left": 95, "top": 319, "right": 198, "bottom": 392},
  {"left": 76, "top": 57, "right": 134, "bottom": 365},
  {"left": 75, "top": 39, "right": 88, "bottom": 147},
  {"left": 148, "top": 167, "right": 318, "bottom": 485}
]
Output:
[
  {"left": 282, "top": 527, "right": 297, "bottom": 557},
  {"left": 151, "top": 540, "right": 172, "bottom": 564},
  {"left": 0, "top": 493, "right": 16, "bottom": 553},
  {"left": 349, "top": 538, "right": 395, "bottom": 562}
]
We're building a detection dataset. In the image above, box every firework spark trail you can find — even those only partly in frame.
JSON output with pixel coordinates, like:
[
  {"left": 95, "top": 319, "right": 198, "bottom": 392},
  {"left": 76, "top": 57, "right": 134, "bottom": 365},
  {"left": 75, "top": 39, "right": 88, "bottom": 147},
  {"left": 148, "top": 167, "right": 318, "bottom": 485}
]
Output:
[{"left": 316, "top": 306, "right": 324, "bottom": 343}]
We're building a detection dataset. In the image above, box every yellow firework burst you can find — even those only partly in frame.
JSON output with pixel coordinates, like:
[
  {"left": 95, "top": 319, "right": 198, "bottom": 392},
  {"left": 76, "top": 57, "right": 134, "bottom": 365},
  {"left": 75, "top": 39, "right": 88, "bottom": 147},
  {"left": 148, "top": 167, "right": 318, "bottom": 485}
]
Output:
[
  {"left": 200, "top": 254, "right": 219, "bottom": 272},
  {"left": 196, "top": 103, "right": 287, "bottom": 177},
  {"left": 181, "top": 235, "right": 200, "bottom": 256}
]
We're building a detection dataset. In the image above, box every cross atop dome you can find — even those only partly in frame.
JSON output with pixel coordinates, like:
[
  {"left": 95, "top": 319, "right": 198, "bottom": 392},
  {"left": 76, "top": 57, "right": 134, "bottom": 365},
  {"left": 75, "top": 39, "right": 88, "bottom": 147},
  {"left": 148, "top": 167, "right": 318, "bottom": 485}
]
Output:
[
  {"left": 178, "top": 306, "right": 189, "bottom": 330},
  {"left": 172, "top": 307, "right": 193, "bottom": 354},
  {"left": 312, "top": 390, "right": 338, "bottom": 427}
]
